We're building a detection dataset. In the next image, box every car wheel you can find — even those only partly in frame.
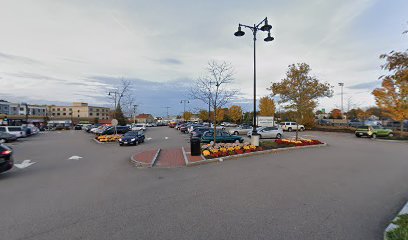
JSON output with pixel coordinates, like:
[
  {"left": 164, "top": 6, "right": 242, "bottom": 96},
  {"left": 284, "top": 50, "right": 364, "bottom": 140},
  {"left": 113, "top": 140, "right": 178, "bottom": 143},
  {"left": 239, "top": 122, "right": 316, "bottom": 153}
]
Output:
[
  {"left": 355, "top": 134, "right": 361, "bottom": 138},
  {"left": 276, "top": 133, "right": 282, "bottom": 139},
  {"left": 119, "top": 143, "right": 123, "bottom": 146},
  {"left": 234, "top": 131, "right": 239, "bottom": 135},
  {"left": 371, "top": 133, "right": 377, "bottom": 139},
  {"left": 288, "top": 127, "right": 292, "bottom": 132},
  {"left": 300, "top": 127, "right": 305, "bottom": 131},
  {"left": 388, "top": 133, "right": 394, "bottom": 137}
]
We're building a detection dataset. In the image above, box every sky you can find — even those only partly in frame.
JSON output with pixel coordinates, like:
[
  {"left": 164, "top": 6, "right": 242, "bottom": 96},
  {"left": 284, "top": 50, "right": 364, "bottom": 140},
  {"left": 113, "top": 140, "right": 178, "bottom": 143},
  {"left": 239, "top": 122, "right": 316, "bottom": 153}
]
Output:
[{"left": 0, "top": 0, "right": 407, "bottom": 117}]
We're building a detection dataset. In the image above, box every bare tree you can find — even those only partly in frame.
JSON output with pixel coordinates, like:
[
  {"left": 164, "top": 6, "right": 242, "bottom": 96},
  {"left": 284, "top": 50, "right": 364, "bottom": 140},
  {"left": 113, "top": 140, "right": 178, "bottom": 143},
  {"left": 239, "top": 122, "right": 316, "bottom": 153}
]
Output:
[
  {"left": 108, "top": 78, "right": 135, "bottom": 117},
  {"left": 191, "top": 61, "right": 238, "bottom": 143}
]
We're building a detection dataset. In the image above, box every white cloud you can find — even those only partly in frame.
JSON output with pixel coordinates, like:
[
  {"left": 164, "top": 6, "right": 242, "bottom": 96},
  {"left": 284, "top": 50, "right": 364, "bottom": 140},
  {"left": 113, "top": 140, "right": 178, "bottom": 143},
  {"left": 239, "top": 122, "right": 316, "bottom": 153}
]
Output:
[{"left": 0, "top": 0, "right": 406, "bottom": 115}]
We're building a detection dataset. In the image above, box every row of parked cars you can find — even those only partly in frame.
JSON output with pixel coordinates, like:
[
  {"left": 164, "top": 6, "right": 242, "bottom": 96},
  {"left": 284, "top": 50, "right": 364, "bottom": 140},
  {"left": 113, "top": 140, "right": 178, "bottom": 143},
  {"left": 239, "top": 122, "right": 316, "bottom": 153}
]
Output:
[
  {"left": 0, "top": 124, "right": 40, "bottom": 143},
  {"left": 173, "top": 122, "right": 303, "bottom": 143}
]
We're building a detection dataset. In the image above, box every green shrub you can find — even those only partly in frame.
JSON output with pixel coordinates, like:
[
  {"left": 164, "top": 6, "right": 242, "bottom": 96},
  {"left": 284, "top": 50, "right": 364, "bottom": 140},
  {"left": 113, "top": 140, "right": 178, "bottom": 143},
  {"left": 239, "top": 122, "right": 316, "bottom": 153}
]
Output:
[{"left": 387, "top": 214, "right": 408, "bottom": 240}]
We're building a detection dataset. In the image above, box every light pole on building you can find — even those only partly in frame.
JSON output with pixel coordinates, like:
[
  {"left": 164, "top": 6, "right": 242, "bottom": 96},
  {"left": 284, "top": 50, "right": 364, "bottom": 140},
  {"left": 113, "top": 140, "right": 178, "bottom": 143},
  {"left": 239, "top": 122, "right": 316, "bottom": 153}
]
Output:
[{"left": 234, "top": 17, "right": 274, "bottom": 145}]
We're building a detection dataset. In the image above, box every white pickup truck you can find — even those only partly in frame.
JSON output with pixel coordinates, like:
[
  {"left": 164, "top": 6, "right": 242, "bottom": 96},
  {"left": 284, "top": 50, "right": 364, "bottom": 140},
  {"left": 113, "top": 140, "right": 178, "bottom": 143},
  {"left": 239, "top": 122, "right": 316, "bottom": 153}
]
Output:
[{"left": 279, "top": 122, "right": 305, "bottom": 132}]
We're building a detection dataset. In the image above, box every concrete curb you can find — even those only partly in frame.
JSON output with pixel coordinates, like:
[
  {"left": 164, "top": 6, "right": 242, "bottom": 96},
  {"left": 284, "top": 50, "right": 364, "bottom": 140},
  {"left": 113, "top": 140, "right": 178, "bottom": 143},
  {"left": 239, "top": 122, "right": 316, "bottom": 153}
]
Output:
[
  {"left": 186, "top": 143, "right": 328, "bottom": 167},
  {"left": 373, "top": 138, "right": 408, "bottom": 143},
  {"left": 130, "top": 148, "right": 161, "bottom": 168},
  {"left": 181, "top": 147, "right": 188, "bottom": 166},
  {"left": 151, "top": 149, "right": 161, "bottom": 167},
  {"left": 384, "top": 201, "right": 408, "bottom": 240}
]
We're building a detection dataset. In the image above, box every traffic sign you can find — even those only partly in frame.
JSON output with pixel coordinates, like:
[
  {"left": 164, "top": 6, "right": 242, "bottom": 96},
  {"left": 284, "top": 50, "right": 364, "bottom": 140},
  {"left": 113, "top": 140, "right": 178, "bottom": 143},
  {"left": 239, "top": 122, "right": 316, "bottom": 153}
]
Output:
[{"left": 111, "top": 119, "right": 118, "bottom": 126}]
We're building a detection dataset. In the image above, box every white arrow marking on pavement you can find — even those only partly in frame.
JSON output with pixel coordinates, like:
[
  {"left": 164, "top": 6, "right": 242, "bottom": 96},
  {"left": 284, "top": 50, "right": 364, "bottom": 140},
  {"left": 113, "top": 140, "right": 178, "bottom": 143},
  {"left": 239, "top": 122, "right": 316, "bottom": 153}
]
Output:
[
  {"left": 164, "top": 137, "right": 169, "bottom": 140},
  {"left": 68, "top": 156, "right": 83, "bottom": 160},
  {"left": 146, "top": 137, "right": 152, "bottom": 141},
  {"left": 14, "top": 160, "right": 36, "bottom": 169}
]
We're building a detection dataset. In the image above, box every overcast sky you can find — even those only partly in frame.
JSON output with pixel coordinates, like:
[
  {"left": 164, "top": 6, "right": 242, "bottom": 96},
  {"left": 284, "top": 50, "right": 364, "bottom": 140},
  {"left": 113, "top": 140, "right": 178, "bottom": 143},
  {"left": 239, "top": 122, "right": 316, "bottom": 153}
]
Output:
[{"left": 0, "top": 0, "right": 407, "bottom": 116}]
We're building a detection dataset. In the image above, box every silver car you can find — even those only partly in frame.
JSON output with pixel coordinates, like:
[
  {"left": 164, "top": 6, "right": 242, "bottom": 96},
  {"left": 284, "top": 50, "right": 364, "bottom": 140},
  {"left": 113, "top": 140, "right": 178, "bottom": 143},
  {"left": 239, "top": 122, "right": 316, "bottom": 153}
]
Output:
[
  {"left": 247, "top": 126, "right": 283, "bottom": 139},
  {"left": 229, "top": 125, "right": 253, "bottom": 135}
]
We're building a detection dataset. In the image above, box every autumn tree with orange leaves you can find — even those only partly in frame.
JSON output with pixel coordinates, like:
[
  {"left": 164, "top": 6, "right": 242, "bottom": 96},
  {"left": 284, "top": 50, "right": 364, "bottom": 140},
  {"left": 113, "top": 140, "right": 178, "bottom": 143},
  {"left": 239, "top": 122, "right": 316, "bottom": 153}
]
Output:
[
  {"left": 372, "top": 47, "right": 408, "bottom": 133},
  {"left": 259, "top": 96, "right": 275, "bottom": 116},
  {"left": 228, "top": 105, "right": 243, "bottom": 123}
]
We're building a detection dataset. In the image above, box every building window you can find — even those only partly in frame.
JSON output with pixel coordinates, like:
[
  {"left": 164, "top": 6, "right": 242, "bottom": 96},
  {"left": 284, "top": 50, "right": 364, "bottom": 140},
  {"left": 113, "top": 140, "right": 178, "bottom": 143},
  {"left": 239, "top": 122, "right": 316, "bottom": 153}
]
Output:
[
  {"left": 57, "top": 113, "right": 60, "bottom": 116},
  {"left": 77, "top": 110, "right": 80, "bottom": 113},
  {"left": 63, "top": 108, "right": 66, "bottom": 111},
  {"left": 57, "top": 108, "right": 60, "bottom": 111},
  {"left": 90, "top": 113, "right": 93, "bottom": 116},
  {"left": 96, "top": 109, "right": 99, "bottom": 112},
  {"left": 96, "top": 113, "right": 99, "bottom": 116},
  {"left": 69, "top": 108, "right": 72, "bottom": 111},
  {"left": 78, "top": 115, "right": 80, "bottom": 118},
  {"left": 20, "top": 107, "right": 24, "bottom": 111},
  {"left": 52, "top": 113, "right": 55, "bottom": 116},
  {"left": 63, "top": 113, "right": 66, "bottom": 116},
  {"left": 69, "top": 113, "right": 72, "bottom": 115}
]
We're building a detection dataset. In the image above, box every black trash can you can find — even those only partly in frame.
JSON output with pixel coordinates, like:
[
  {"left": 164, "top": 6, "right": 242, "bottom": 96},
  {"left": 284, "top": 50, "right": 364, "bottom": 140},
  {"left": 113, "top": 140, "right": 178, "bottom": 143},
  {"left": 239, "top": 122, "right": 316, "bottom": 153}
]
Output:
[{"left": 190, "top": 137, "right": 201, "bottom": 156}]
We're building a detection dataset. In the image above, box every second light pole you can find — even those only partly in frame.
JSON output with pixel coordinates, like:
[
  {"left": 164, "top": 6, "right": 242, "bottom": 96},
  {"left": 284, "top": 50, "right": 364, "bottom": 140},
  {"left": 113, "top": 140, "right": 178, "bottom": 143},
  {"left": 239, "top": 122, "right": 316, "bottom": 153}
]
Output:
[
  {"left": 234, "top": 17, "right": 274, "bottom": 146},
  {"left": 180, "top": 100, "right": 189, "bottom": 121}
]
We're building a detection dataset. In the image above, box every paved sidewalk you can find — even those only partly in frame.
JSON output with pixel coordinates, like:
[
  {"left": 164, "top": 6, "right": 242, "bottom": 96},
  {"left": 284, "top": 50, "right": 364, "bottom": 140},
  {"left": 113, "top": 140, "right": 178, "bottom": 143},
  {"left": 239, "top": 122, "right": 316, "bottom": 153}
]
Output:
[{"left": 155, "top": 148, "right": 185, "bottom": 167}]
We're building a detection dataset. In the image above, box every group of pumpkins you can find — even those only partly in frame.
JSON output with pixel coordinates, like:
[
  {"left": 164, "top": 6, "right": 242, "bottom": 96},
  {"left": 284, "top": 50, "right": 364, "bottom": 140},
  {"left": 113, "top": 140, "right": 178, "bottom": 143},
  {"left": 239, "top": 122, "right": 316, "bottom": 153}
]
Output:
[{"left": 96, "top": 134, "right": 123, "bottom": 142}]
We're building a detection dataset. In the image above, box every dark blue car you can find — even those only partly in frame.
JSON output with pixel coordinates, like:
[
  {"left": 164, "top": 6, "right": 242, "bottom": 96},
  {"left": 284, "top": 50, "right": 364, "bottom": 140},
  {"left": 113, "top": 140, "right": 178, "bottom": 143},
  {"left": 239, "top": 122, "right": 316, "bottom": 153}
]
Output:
[{"left": 118, "top": 131, "right": 145, "bottom": 146}]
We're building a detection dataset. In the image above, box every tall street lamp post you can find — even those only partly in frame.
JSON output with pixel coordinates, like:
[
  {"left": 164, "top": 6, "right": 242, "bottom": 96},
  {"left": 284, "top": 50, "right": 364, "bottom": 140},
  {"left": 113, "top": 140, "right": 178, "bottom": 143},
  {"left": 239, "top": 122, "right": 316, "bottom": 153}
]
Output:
[
  {"left": 108, "top": 91, "right": 122, "bottom": 119},
  {"left": 180, "top": 100, "right": 189, "bottom": 121},
  {"left": 234, "top": 17, "right": 274, "bottom": 146},
  {"left": 338, "top": 82, "right": 344, "bottom": 115}
]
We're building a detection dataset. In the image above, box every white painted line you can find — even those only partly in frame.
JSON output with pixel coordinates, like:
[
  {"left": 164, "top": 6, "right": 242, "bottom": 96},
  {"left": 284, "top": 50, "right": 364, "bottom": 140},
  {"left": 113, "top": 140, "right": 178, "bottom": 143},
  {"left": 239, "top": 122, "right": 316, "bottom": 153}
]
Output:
[
  {"left": 68, "top": 156, "right": 83, "bottom": 160},
  {"left": 14, "top": 160, "right": 36, "bottom": 169},
  {"left": 164, "top": 137, "right": 169, "bottom": 140},
  {"left": 151, "top": 149, "right": 161, "bottom": 167},
  {"left": 146, "top": 137, "right": 152, "bottom": 141}
]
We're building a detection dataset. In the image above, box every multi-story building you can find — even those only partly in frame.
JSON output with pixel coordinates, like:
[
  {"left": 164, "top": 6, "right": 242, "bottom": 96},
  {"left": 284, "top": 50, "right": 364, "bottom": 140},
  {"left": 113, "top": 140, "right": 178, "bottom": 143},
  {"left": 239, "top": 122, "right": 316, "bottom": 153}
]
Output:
[
  {"left": 48, "top": 102, "right": 110, "bottom": 121},
  {"left": 0, "top": 100, "right": 47, "bottom": 117}
]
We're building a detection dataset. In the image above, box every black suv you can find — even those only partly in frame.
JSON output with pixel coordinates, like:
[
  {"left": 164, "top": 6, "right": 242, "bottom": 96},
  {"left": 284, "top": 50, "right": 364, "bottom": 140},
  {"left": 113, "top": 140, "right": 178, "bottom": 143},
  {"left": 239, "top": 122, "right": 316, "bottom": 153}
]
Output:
[
  {"left": 118, "top": 131, "right": 145, "bottom": 146},
  {"left": 0, "top": 144, "right": 13, "bottom": 173}
]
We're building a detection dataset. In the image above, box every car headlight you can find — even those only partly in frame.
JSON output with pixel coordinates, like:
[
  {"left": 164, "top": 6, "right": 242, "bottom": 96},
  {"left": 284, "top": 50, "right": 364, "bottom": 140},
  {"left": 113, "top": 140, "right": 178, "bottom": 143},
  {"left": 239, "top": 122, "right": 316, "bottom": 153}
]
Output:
[
  {"left": 131, "top": 138, "right": 136, "bottom": 141},
  {"left": 119, "top": 138, "right": 122, "bottom": 141}
]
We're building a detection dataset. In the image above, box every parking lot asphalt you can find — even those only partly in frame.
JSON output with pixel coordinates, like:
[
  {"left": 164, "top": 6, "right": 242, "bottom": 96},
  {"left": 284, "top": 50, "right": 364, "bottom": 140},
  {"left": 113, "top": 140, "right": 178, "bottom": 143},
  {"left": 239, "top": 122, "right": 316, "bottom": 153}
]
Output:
[{"left": 0, "top": 127, "right": 407, "bottom": 240}]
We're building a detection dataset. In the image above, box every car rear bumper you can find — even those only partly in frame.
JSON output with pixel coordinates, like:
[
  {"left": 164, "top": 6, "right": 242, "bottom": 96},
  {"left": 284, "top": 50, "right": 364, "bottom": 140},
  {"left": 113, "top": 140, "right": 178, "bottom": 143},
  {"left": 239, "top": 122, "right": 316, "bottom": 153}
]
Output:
[{"left": 0, "top": 158, "right": 13, "bottom": 173}]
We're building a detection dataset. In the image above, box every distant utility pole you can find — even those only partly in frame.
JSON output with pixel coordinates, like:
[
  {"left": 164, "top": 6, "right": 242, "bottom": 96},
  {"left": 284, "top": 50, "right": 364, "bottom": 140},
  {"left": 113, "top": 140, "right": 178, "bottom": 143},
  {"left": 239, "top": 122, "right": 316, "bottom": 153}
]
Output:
[
  {"left": 180, "top": 100, "right": 189, "bottom": 120},
  {"left": 133, "top": 104, "right": 138, "bottom": 124},
  {"left": 163, "top": 106, "right": 171, "bottom": 119},
  {"left": 108, "top": 91, "right": 123, "bottom": 119},
  {"left": 338, "top": 82, "right": 344, "bottom": 114}
]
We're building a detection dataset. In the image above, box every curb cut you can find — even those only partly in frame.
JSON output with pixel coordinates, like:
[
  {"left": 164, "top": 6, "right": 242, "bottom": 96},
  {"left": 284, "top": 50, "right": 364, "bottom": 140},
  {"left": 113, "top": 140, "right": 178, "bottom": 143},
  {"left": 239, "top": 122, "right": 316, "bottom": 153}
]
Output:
[
  {"left": 186, "top": 143, "right": 328, "bottom": 167},
  {"left": 130, "top": 149, "right": 160, "bottom": 168},
  {"left": 181, "top": 147, "right": 188, "bottom": 166},
  {"left": 384, "top": 201, "right": 408, "bottom": 240},
  {"left": 151, "top": 149, "right": 161, "bottom": 167}
]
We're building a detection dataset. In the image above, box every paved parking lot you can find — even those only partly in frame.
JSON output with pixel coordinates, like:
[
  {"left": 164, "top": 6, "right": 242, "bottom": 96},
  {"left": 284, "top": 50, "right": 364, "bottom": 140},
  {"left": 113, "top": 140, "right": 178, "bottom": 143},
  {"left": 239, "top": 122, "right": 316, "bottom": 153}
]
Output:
[{"left": 0, "top": 127, "right": 407, "bottom": 240}]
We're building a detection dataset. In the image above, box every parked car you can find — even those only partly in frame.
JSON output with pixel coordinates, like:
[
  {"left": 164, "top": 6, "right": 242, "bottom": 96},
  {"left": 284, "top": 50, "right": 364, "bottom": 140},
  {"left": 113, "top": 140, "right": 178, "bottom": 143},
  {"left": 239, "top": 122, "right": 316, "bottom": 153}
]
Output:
[
  {"left": 247, "top": 126, "right": 283, "bottom": 139},
  {"left": 386, "top": 120, "right": 408, "bottom": 130},
  {"left": 0, "top": 132, "right": 18, "bottom": 143},
  {"left": 118, "top": 131, "right": 145, "bottom": 146},
  {"left": 229, "top": 125, "right": 253, "bottom": 135},
  {"left": 131, "top": 124, "right": 146, "bottom": 131},
  {"left": 279, "top": 122, "right": 305, "bottom": 132},
  {"left": 74, "top": 124, "right": 83, "bottom": 130},
  {"left": 100, "top": 126, "right": 130, "bottom": 135},
  {"left": 201, "top": 130, "right": 244, "bottom": 143},
  {"left": 191, "top": 127, "right": 211, "bottom": 138},
  {"left": 348, "top": 119, "right": 364, "bottom": 128},
  {"left": 188, "top": 124, "right": 205, "bottom": 133},
  {"left": 355, "top": 125, "right": 393, "bottom": 138},
  {"left": 0, "top": 126, "right": 26, "bottom": 138},
  {"left": 0, "top": 144, "right": 14, "bottom": 173},
  {"left": 317, "top": 119, "right": 333, "bottom": 126}
]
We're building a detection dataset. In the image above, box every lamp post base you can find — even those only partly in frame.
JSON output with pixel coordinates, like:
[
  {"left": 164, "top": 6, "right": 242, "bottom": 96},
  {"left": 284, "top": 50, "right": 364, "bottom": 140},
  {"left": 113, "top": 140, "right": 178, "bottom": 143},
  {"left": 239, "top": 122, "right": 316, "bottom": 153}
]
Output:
[{"left": 251, "top": 134, "right": 260, "bottom": 147}]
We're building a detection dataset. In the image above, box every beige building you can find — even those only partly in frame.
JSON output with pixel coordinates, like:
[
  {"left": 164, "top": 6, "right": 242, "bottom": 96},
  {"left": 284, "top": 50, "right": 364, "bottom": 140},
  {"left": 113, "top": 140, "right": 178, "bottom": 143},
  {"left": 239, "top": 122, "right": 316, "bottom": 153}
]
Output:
[{"left": 48, "top": 102, "right": 110, "bottom": 121}]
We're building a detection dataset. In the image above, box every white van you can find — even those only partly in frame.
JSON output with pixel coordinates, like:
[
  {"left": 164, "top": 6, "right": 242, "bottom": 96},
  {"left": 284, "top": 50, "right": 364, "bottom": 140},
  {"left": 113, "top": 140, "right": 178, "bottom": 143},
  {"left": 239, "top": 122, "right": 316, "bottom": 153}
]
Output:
[{"left": 0, "top": 126, "right": 26, "bottom": 138}]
